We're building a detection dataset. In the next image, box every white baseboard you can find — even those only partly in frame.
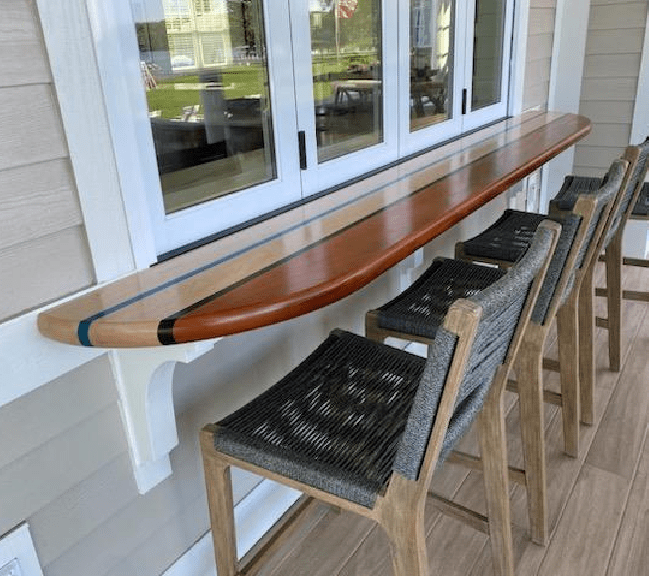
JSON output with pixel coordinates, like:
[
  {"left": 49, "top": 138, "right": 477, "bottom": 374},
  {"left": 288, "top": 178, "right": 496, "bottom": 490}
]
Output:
[{"left": 163, "top": 480, "right": 301, "bottom": 576}]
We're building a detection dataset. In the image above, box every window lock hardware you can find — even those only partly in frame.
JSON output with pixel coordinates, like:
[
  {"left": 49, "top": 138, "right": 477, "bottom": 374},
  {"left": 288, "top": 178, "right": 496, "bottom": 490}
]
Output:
[{"left": 298, "top": 131, "right": 307, "bottom": 170}]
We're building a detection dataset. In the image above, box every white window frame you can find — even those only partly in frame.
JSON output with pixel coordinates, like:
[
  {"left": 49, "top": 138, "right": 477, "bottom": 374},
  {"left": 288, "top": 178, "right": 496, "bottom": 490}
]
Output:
[
  {"left": 461, "top": 0, "right": 515, "bottom": 131},
  {"left": 398, "top": 0, "right": 465, "bottom": 156},
  {"left": 94, "top": 0, "right": 306, "bottom": 256},
  {"left": 75, "top": 0, "right": 517, "bottom": 262},
  {"left": 290, "top": 0, "right": 400, "bottom": 195},
  {"left": 2, "top": 0, "right": 533, "bottom": 413}
]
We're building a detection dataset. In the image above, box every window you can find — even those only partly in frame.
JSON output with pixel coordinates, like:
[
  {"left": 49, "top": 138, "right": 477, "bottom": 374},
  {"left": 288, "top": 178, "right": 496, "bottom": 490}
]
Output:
[{"left": 124, "top": 0, "right": 515, "bottom": 255}]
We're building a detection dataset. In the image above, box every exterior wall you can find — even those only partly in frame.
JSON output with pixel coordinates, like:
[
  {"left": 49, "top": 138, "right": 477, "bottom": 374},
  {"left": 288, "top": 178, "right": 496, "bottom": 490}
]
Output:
[
  {"left": 0, "top": 0, "right": 94, "bottom": 322},
  {"left": 522, "top": 0, "right": 557, "bottom": 111},
  {"left": 573, "top": 0, "right": 649, "bottom": 177},
  {"left": 0, "top": 2, "right": 589, "bottom": 576}
]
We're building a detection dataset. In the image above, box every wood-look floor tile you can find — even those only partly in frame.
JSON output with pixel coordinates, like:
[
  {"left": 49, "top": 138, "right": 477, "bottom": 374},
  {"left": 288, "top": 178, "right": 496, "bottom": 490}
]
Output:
[
  {"left": 607, "top": 435, "right": 649, "bottom": 575},
  {"left": 538, "top": 464, "right": 629, "bottom": 575},
  {"left": 271, "top": 508, "right": 374, "bottom": 575},
  {"left": 586, "top": 303, "right": 649, "bottom": 479}
]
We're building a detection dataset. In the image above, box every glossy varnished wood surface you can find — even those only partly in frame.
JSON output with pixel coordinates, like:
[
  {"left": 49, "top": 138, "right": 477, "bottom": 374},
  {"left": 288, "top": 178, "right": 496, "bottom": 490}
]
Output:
[{"left": 38, "top": 112, "right": 591, "bottom": 347}]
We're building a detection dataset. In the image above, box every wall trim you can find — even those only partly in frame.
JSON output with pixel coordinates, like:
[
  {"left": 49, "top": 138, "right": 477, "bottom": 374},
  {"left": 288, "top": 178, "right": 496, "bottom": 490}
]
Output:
[
  {"left": 35, "top": 0, "right": 142, "bottom": 281},
  {"left": 508, "top": 0, "right": 531, "bottom": 117},
  {"left": 630, "top": 12, "right": 649, "bottom": 144},
  {"left": 1, "top": 288, "right": 110, "bottom": 408},
  {"left": 540, "top": 0, "right": 591, "bottom": 210},
  {"left": 163, "top": 480, "right": 301, "bottom": 576},
  {"left": 627, "top": 10, "right": 649, "bottom": 258}
]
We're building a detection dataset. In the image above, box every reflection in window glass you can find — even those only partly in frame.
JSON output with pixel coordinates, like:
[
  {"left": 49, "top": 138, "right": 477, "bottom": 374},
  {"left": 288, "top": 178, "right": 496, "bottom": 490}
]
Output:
[
  {"left": 409, "top": 0, "right": 454, "bottom": 132},
  {"left": 310, "top": 0, "right": 383, "bottom": 163},
  {"left": 471, "top": 0, "right": 505, "bottom": 111},
  {"left": 131, "top": 0, "right": 276, "bottom": 214}
]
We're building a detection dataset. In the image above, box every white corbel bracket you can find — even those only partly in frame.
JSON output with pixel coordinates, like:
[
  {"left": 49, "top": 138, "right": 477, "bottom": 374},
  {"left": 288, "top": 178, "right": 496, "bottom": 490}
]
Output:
[{"left": 109, "top": 339, "right": 219, "bottom": 494}]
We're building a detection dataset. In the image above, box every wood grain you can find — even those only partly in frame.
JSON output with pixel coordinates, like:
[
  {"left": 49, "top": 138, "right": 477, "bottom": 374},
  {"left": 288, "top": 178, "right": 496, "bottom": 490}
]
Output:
[
  {"left": 537, "top": 464, "right": 628, "bottom": 575},
  {"left": 37, "top": 113, "right": 590, "bottom": 348}
]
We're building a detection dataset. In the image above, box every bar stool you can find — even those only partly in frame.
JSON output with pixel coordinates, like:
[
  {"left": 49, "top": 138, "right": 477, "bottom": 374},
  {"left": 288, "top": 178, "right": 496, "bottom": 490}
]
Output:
[
  {"left": 614, "top": 182, "right": 649, "bottom": 301},
  {"left": 551, "top": 142, "right": 649, "bottom": 425},
  {"left": 366, "top": 159, "right": 628, "bottom": 546},
  {"left": 200, "top": 223, "right": 557, "bottom": 576}
]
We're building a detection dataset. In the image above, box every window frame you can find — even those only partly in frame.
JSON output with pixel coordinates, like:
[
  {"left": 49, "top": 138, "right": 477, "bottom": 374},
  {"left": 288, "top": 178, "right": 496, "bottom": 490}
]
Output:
[
  {"left": 460, "top": 0, "right": 515, "bottom": 131},
  {"left": 49, "top": 0, "right": 528, "bottom": 274},
  {"left": 0, "top": 0, "right": 534, "bottom": 413},
  {"left": 106, "top": 0, "right": 307, "bottom": 255},
  {"left": 397, "top": 0, "right": 466, "bottom": 156},
  {"left": 290, "top": 0, "right": 400, "bottom": 196},
  {"left": 86, "top": 0, "right": 520, "bottom": 261}
]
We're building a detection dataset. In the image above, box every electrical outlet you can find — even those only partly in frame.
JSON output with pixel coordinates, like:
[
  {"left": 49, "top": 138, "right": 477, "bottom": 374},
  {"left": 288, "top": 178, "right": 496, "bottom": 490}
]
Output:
[
  {"left": 0, "top": 558, "right": 22, "bottom": 576},
  {"left": 0, "top": 525, "right": 41, "bottom": 577}
]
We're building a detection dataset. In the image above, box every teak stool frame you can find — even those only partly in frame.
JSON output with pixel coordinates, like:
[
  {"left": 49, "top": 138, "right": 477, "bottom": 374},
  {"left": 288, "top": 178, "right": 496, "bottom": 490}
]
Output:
[
  {"left": 598, "top": 184, "right": 649, "bottom": 324},
  {"left": 367, "top": 162, "right": 627, "bottom": 546},
  {"left": 550, "top": 147, "right": 643, "bottom": 427},
  {"left": 200, "top": 223, "right": 558, "bottom": 576}
]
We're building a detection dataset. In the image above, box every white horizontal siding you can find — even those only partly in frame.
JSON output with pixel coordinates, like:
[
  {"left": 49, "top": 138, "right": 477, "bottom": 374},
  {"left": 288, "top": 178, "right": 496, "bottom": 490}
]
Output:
[
  {"left": 574, "top": 0, "right": 647, "bottom": 178},
  {"left": 0, "top": 0, "right": 95, "bottom": 322}
]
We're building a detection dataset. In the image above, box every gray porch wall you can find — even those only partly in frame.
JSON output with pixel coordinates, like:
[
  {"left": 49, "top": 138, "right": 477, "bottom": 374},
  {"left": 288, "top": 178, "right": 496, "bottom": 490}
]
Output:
[
  {"left": 0, "top": 0, "right": 94, "bottom": 322},
  {"left": 574, "top": 0, "right": 649, "bottom": 177}
]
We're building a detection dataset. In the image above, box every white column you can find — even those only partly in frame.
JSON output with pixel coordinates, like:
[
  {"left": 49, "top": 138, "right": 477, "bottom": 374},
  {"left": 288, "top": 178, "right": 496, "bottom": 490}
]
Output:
[
  {"left": 540, "top": 0, "right": 591, "bottom": 211},
  {"left": 626, "top": 12, "right": 649, "bottom": 258}
]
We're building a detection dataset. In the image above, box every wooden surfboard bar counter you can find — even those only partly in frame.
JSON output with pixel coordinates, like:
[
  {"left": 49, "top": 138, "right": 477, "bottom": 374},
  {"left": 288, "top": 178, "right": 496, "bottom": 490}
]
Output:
[{"left": 38, "top": 112, "right": 591, "bottom": 348}]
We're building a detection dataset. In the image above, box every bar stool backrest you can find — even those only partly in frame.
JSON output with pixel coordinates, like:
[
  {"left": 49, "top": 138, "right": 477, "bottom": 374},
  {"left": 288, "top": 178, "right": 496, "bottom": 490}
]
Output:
[
  {"left": 542, "top": 159, "right": 628, "bottom": 326},
  {"left": 603, "top": 140, "right": 649, "bottom": 248},
  {"left": 393, "top": 222, "right": 558, "bottom": 484}
]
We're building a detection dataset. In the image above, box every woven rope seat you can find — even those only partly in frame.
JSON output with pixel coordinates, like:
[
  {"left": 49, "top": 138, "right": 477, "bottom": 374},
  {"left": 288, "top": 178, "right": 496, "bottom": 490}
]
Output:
[
  {"left": 374, "top": 258, "right": 505, "bottom": 340},
  {"left": 461, "top": 209, "right": 581, "bottom": 325},
  {"left": 213, "top": 330, "right": 431, "bottom": 508},
  {"left": 552, "top": 140, "right": 649, "bottom": 243}
]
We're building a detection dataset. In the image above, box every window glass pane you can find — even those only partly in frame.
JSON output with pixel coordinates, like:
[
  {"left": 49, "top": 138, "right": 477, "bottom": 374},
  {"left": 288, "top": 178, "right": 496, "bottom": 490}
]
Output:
[
  {"left": 132, "top": 0, "right": 276, "bottom": 214},
  {"left": 471, "top": 0, "right": 505, "bottom": 111},
  {"left": 310, "top": 0, "right": 383, "bottom": 163},
  {"left": 409, "top": 0, "right": 454, "bottom": 132}
]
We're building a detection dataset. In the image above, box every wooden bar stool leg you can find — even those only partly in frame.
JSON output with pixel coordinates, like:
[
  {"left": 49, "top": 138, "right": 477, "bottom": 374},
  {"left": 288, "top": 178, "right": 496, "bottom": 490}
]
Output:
[
  {"left": 579, "top": 261, "right": 596, "bottom": 426},
  {"left": 514, "top": 335, "right": 548, "bottom": 545},
  {"left": 556, "top": 298, "right": 580, "bottom": 458},
  {"left": 202, "top": 451, "right": 238, "bottom": 576},
  {"left": 605, "top": 231, "right": 623, "bottom": 371},
  {"left": 365, "top": 310, "right": 386, "bottom": 344},
  {"left": 382, "top": 479, "right": 428, "bottom": 576},
  {"left": 478, "top": 380, "right": 515, "bottom": 575}
]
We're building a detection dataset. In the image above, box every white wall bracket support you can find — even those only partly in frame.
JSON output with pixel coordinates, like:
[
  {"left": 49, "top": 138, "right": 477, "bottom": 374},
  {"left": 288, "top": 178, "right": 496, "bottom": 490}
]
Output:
[{"left": 109, "top": 339, "right": 219, "bottom": 494}]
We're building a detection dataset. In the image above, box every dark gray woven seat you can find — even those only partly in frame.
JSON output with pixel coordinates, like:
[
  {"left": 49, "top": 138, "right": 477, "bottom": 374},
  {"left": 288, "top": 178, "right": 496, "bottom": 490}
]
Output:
[
  {"left": 213, "top": 330, "right": 429, "bottom": 508},
  {"left": 374, "top": 258, "right": 505, "bottom": 340},
  {"left": 211, "top": 227, "right": 554, "bottom": 509},
  {"left": 460, "top": 209, "right": 581, "bottom": 325},
  {"left": 551, "top": 139, "right": 649, "bottom": 246},
  {"left": 552, "top": 175, "right": 603, "bottom": 211}
]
